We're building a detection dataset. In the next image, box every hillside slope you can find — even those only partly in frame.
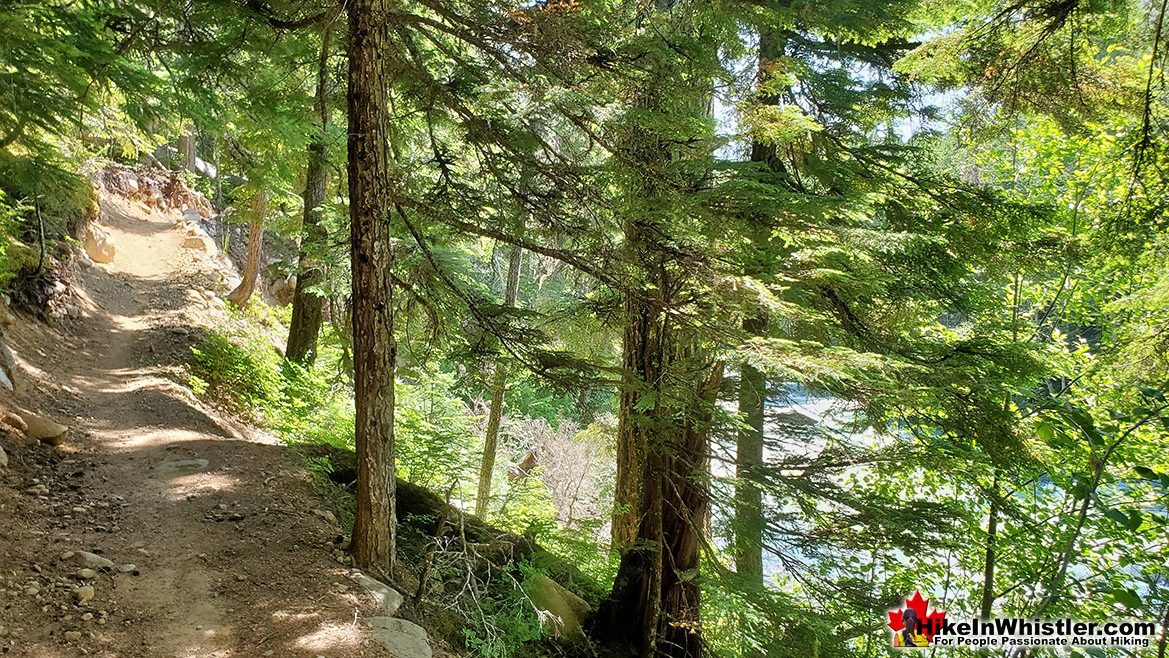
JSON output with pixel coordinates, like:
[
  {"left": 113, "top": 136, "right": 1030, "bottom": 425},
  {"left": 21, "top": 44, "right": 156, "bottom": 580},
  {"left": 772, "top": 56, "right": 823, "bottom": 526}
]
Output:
[{"left": 0, "top": 184, "right": 407, "bottom": 657}]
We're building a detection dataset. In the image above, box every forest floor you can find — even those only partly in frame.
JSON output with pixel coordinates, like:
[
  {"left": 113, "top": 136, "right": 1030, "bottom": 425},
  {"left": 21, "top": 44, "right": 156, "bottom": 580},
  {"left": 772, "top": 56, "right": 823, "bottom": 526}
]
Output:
[{"left": 0, "top": 192, "right": 400, "bottom": 657}]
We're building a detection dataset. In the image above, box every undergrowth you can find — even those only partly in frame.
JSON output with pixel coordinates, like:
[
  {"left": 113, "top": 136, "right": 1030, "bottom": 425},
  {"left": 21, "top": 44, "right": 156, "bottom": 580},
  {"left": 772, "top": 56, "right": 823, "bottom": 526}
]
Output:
[{"left": 184, "top": 307, "right": 621, "bottom": 658}]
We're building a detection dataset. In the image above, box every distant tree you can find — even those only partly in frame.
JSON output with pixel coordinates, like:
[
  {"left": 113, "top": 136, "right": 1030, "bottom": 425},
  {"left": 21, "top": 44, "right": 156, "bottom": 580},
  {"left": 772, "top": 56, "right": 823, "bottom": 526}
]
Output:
[{"left": 287, "top": 25, "right": 337, "bottom": 365}]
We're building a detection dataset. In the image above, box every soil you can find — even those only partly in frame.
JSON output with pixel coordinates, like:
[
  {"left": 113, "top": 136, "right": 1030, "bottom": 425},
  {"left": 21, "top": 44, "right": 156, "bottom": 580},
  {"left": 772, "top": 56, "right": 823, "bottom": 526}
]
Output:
[{"left": 0, "top": 193, "right": 397, "bottom": 657}]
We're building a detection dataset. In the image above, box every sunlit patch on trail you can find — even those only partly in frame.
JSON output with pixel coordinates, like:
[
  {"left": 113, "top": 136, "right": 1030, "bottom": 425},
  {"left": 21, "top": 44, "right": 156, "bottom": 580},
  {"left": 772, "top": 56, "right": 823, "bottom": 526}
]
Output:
[{"left": 293, "top": 620, "right": 365, "bottom": 653}]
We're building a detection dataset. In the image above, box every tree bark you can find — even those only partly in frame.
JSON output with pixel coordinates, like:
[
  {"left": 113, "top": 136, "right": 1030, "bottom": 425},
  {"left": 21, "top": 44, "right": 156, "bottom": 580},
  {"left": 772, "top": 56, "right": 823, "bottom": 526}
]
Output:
[
  {"left": 612, "top": 275, "right": 654, "bottom": 547},
  {"left": 734, "top": 317, "right": 766, "bottom": 583},
  {"left": 347, "top": 0, "right": 397, "bottom": 577},
  {"left": 598, "top": 349, "right": 722, "bottom": 658},
  {"left": 980, "top": 474, "right": 999, "bottom": 619},
  {"left": 178, "top": 128, "right": 197, "bottom": 171},
  {"left": 734, "top": 27, "right": 784, "bottom": 604},
  {"left": 226, "top": 191, "right": 266, "bottom": 309},
  {"left": 475, "top": 244, "right": 523, "bottom": 518},
  {"left": 286, "top": 27, "right": 333, "bottom": 365},
  {"left": 597, "top": 6, "right": 715, "bottom": 651}
]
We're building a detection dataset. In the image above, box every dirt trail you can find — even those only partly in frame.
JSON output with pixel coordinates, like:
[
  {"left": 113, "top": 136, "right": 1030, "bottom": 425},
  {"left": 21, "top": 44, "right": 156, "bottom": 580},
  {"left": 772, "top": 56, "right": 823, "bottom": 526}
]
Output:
[{"left": 0, "top": 194, "right": 393, "bottom": 657}]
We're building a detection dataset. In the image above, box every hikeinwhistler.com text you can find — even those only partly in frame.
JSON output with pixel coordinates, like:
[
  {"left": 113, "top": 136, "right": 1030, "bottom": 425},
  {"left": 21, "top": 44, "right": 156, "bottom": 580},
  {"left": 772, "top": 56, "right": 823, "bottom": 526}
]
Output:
[{"left": 927, "top": 618, "right": 1159, "bottom": 649}]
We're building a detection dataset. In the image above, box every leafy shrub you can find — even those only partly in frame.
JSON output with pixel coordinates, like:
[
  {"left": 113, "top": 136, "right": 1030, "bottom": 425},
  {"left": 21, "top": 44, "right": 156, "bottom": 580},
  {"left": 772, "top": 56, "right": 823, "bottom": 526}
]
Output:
[
  {"left": 189, "top": 326, "right": 284, "bottom": 417},
  {"left": 0, "top": 191, "right": 28, "bottom": 290},
  {"left": 0, "top": 153, "right": 97, "bottom": 243},
  {"left": 397, "top": 372, "right": 479, "bottom": 493}
]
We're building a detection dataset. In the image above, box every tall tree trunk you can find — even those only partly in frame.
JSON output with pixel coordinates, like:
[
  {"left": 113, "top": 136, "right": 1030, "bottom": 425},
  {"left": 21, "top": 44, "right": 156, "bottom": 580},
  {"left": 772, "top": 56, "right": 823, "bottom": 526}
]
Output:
[
  {"left": 287, "top": 27, "right": 334, "bottom": 365},
  {"left": 598, "top": 337, "right": 722, "bottom": 658},
  {"left": 347, "top": 0, "right": 397, "bottom": 577},
  {"left": 611, "top": 282, "right": 650, "bottom": 547},
  {"left": 178, "top": 128, "right": 197, "bottom": 171},
  {"left": 597, "top": 6, "right": 715, "bottom": 653},
  {"left": 475, "top": 244, "right": 523, "bottom": 518},
  {"left": 226, "top": 191, "right": 266, "bottom": 309},
  {"left": 980, "top": 473, "right": 999, "bottom": 619},
  {"left": 734, "top": 27, "right": 785, "bottom": 621},
  {"left": 735, "top": 319, "right": 766, "bottom": 582}
]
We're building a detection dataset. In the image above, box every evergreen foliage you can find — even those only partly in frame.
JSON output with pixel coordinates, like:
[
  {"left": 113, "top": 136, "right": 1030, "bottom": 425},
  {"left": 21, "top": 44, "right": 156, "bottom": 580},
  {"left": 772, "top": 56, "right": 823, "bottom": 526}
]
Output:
[{"left": 4, "top": 0, "right": 1169, "bottom": 656}]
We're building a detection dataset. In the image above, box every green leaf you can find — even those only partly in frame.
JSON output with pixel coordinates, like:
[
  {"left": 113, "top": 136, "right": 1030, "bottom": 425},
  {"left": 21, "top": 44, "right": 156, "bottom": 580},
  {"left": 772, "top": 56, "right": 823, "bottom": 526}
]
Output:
[
  {"left": 1103, "top": 507, "right": 1131, "bottom": 527},
  {"left": 1110, "top": 588, "right": 1142, "bottom": 609},
  {"left": 1134, "top": 465, "right": 1160, "bottom": 480}
]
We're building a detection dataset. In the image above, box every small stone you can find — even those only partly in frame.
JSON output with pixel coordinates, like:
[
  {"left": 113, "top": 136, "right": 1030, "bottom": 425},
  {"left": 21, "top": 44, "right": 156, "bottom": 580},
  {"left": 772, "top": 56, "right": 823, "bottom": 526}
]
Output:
[
  {"left": 235, "top": 574, "right": 246, "bottom": 582},
  {"left": 72, "top": 586, "right": 94, "bottom": 604},
  {"left": 82, "top": 224, "right": 116, "bottom": 264},
  {"left": 81, "top": 613, "right": 93, "bottom": 622},
  {"left": 0, "top": 446, "right": 7, "bottom": 468},
  {"left": 64, "top": 630, "right": 82, "bottom": 641},
  {"left": 76, "top": 569, "right": 97, "bottom": 579},
  {"left": 117, "top": 564, "right": 136, "bottom": 574},
  {"left": 19, "top": 412, "right": 68, "bottom": 445},
  {"left": 72, "top": 551, "right": 115, "bottom": 570},
  {"left": 311, "top": 509, "right": 338, "bottom": 525},
  {"left": 181, "top": 235, "right": 216, "bottom": 253},
  {"left": 24, "top": 586, "right": 39, "bottom": 596},
  {"left": 71, "top": 507, "right": 87, "bottom": 515},
  {"left": 2, "top": 412, "right": 27, "bottom": 432},
  {"left": 350, "top": 573, "right": 404, "bottom": 616}
]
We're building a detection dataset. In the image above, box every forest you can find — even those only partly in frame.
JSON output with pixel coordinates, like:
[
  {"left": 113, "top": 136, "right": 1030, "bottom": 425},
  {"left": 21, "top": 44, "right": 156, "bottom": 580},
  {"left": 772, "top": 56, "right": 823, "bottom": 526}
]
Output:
[{"left": 1, "top": 0, "right": 1169, "bottom": 657}]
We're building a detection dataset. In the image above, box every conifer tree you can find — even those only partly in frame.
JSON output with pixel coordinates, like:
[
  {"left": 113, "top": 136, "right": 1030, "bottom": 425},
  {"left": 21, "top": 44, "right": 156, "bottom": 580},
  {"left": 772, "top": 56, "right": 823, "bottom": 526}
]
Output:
[{"left": 347, "top": 0, "right": 398, "bottom": 576}]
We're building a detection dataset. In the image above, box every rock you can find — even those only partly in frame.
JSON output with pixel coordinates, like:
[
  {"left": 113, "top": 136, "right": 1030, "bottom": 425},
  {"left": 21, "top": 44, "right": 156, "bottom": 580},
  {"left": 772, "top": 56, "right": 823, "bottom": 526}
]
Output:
[
  {"left": 64, "top": 630, "right": 82, "bottom": 641},
  {"left": 0, "top": 446, "right": 6, "bottom": 468},
  {"left": 72, "top": 585, "right": 94, "bottom": 604},
  {"left": 18, "top": 412, "right": 68, "bottom": 445},
  {"left": 350, "top": 572, "right": 404, "bottom": 616},
  {"left": 522, "top": 574, "right": 589, "bottom": 641},
  {"left": 117, "top": 564, "right": 136, "bottom": 574},
  {"left": 3, "top": 412, "right": 27, "bottom": 432},
  {"left": 368, "top": 617, "right": 431, "bottom": 658},
  {"left": 182, "top": 235, "right": 217, "bottom": 254},
  {"left": 24, "top": 484, "right": 49, "bottom": 495},
  {"left": 72, "top": 551, "right": 115, "bottom": 571},
  {"left": 77, "top": 252, "right": 94, "bottom": 269},
  {"left": 23, "top": 585, "right": 39, "bottom": 597},
  {"left": 82, "top": 225, "right": 116, "bottom": 264},
  {"left": 75, "top": 569, "right": 97, "bottom": 579},
  {"left": 0, "top": 339, "right": 15, "bottom": 390},
  {"left": 269, "top": 276, "right": 296, "bottom": 306},
  {"left": 80, "top": 613, "right": 93, "bottom": 622},
  {"left": 311, "top": 509, "right": 338, "bottom": 525}
]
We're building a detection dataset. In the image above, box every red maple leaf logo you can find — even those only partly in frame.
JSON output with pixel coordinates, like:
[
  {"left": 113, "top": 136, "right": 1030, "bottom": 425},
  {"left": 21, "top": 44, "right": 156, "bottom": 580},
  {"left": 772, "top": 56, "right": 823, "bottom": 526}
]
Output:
[{"left": 887, "top": 591, "right": 947, "bottom": 642}]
